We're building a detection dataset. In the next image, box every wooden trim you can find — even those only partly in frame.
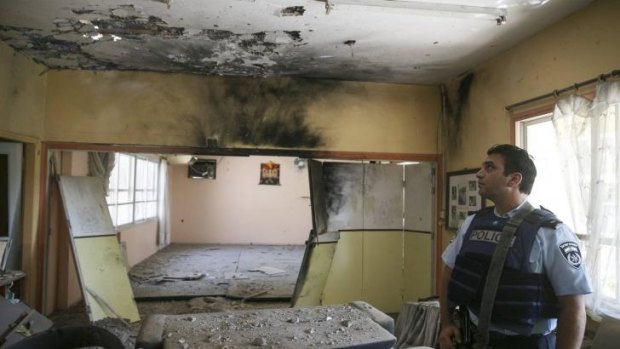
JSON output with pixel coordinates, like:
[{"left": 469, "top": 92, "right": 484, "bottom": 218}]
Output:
[
  {"left": 43, "top": 141, "right": 439, "bottom": 162},
  {"left": 509, "top": 90, "right": 597, "bottom": 145},
  {"left": 0, "top": 130, "right": 40, "bottom": 144},
  {"left": 35, "top": 142, "right": 48, "bottom": 311},
  {"left": 435, "top": 155, "right": 443, "bottom": 295},
  {"left": 42, "top": 141, "right": 443, "bottom": 303}
]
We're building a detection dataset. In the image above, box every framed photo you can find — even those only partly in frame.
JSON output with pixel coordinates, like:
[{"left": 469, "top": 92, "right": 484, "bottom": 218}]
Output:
[
  {"left": 259, "top": 162, "right": 280, "bottom": 185},
  {"left": 446, "top": 169, "right": 485, "bottom": 229}
]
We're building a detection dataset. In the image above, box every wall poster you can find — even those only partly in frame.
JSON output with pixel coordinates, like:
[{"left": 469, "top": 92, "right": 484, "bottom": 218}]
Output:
[
  {"left": 259, "top": 162, "right": 280, "bottom": 185},
  {"left": 446, "top": 169, "right": 484, "bottom": 229}
]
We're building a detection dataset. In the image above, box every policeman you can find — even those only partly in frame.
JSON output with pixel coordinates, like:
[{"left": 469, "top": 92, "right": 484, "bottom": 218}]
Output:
[{"left": 439, "top": 144, "right": 591, "bottom": 349}]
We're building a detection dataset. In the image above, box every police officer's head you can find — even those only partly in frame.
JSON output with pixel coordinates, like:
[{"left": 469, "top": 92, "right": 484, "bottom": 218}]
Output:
[{"left": 487, "top": 144, "right": 537, "bottom": 194}]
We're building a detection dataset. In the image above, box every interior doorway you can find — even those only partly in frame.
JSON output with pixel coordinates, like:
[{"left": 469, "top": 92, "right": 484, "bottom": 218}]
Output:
[{"left": 0, "top": 141, "right": 23, "bottom": 271}]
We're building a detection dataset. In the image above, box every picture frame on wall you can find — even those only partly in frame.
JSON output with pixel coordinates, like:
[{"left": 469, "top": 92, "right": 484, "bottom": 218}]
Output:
[{"left": 446, "top": 169, "right": 485, "bottom": 229}]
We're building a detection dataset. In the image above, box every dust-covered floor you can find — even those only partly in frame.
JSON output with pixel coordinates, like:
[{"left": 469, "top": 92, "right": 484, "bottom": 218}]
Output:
[
  {"left": 47, "top": 244, "right": 305, "bottom": 348},
  {"left": 129, "top": 244, "right": 305, "bottom": 300},
  {"left": 49, "top": 297, "right": 291, "bottom": 349}
]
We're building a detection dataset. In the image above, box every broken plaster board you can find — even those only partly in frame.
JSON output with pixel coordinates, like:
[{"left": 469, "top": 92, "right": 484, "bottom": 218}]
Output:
[
  {"left": 292, "top": 243, "right": 337, "bottom": 308},
  {"left": 321, "top": 232, "right": 363, "bottom": 307},
  {"left": 57, "top": 176, "right": 115, "bottom": 237},
  {"left": 57, "top": 175, "right": 139, "bottom": 322},
  {"left": 74, "top": 235, "right": 140, "bottom": 322}
]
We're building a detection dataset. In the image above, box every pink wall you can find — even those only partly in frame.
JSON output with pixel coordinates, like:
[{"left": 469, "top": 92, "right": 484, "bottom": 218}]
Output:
[
  {"left": 169, "top": 156, "right": 312, "bottom": 245},
  {"left": 120, "top": 220, "right": 159, "bottom": 268}
]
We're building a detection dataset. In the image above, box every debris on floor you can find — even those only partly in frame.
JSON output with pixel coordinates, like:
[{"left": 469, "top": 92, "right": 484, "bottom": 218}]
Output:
[
  {"left": 129, "top": 244, "right": 304, "bottom": 300},
  {"left": 225, "top": 272, "right": 249, "bottom": 280},
  {"left": 49, "top": 298, "right": 291, "bottom": 349},
  {"left": 249, "top": 266, "right": 287, "bottom": 275},
  {"left": 136, "top": 302, "right": 396, "bottom": 348}
]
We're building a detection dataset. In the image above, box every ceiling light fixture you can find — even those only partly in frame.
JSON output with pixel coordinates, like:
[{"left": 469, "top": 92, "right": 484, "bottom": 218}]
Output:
[{"left": 324, "top": 0, "right": 507, "bottom": 25}]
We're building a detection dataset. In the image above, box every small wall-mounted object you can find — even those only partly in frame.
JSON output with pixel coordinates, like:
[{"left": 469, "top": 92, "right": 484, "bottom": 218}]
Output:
[
  {"left": 188, "top": 158, "right": 217, "bottom": 179},
  {"left": 259, "top": 162, "right": 280, "bottom": 185},
  {"left": 294, "top": 158, "right": 307, "bottom": 170}
]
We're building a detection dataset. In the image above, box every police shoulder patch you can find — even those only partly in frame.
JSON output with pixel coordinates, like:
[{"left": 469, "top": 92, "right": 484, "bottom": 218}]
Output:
[{"left": 559, "top": 241, "right": 582, "bottom": 269}]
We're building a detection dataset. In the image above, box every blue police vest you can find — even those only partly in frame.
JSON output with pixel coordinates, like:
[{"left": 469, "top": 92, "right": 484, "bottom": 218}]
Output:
[{"left": 447, "top": 207, "right": 561, "bottom": 332}]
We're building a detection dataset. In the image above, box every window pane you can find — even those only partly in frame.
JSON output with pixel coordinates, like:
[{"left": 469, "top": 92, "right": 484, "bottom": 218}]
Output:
[
  {"left": 135, "top": 202, "right": 146, "bottom": 221},
  {"left": 107, "top": 205, "right": 117, "bottom": 226},
  {"left": 600, "top": 244, "right": 617, "bottom": 299},
  {"left": 118, "top": 189, "right": 132, "bottom": 203},
  {"left": 107, "top": 155, "right": 119, "bottom": 204},
  {"left": 117, "top": 204, "right": 133, "bottom": 226},
  {"left": 118, "top": 154, "right": 134, "bottom": 203},
  {"left": 146, "top": 202, "right": 157, "bottom": 218},
  {"left": 136, "top": 158, "right": 148, "bottom": 189},
  {"left": 523, "top": 118, "right": 574, "bottom": 227},
  {"left": 135, "top": 189, "right": 145, "bottom": 202}
]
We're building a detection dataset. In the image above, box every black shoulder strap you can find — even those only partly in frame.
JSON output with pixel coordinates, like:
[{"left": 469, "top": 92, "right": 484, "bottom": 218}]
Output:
[
  {"left": 524, "top": 207, "right": 562, "bottom": 229},
  {"left": 474, "top": 201, "right": 535, "bottom": 348}
]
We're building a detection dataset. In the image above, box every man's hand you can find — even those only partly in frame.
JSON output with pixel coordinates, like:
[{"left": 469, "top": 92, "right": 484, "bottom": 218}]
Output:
[{"left": 439, "top": 324, "right": 461, "bottom": 349}]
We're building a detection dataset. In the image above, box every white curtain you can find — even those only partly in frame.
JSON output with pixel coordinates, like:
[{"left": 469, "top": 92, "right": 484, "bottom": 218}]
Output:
[
  {"left": 87, "top": 152, "right": 116, "bottom": 192},
  {"left": 552, "top": 80, "right": 620, "bottom": 319},
  {"left": 157, "top": 158, "right": 170, "bottom": 247}
]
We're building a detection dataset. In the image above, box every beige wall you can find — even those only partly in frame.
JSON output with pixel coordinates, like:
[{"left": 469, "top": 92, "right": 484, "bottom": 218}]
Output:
[
  {"left": 169, "top": 156, "right": 312, "bottom": 245},
  {"left": 439, "top": 0, "right": 620, "bottom": 251},
  {"left": 445, "top": 0, "right": 620, "bottom": 172},
  {"left": 0, "top": 41, "right": 47, "bottom": 305},
  {"left": 44, "top": 71, "right": 440, "bottom": 154},
  {"left": 0, "top": 41, "right": 47, "bottom": 139},
  {"left": 120, "top": 220, "right": 159, "bottom": 268}
]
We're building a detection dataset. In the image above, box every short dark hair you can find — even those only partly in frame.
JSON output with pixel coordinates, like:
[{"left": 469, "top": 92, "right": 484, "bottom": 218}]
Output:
[{"left": 487, "top": 144, "right": 537, "bottom": 194}]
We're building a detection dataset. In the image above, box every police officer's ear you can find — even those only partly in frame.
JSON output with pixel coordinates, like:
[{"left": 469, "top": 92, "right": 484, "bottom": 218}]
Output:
[{"left": 506, "top": 172, "right": 523, "bottom": 189}]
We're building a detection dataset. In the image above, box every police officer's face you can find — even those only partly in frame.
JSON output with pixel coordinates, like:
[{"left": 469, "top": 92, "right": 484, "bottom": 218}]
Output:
[{"left": 476, "top": 154, "right": 511, "bottom": 199}]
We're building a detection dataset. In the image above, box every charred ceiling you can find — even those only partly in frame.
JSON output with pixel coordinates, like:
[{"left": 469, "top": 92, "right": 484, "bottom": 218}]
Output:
[
  {"left": 0, "top": 4, "right": 312, "bottom": 77},
  {"left": 0, "top": 0, "right": 595, "bottom": 84}
]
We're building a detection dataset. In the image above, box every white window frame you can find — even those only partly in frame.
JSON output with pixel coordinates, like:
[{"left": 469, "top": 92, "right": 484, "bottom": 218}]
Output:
[{"left": 107, "top": 153, "right": 160, "bottom": 228}]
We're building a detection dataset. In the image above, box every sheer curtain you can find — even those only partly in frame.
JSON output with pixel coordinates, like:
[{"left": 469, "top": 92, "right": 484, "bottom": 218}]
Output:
[
  {"left": 157, "top": 158, "right": 170, "bottom": 247},
  {"left": 552, "top": 80, "right": 620, "bottom": 319},
  {"left": 87, "top": 152, "right": 116, "bottom": 192}
]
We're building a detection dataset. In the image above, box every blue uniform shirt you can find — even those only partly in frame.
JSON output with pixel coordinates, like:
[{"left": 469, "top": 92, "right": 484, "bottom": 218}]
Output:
[{"left": 442, "top": 201, "right": 592, "bottom": 335}]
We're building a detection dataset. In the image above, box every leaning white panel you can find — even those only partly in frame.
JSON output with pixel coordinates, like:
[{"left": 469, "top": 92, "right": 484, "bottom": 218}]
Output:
[
  {"left": 57, "top": 176, "right": 140, "bottom": 323},
  {"left": 57, "top": 176, "right": 115, "bottom": 238}
]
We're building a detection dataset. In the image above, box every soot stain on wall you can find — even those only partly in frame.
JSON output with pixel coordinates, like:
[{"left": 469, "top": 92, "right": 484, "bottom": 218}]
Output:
[
  {"left": 441, "top": 72, "right": 474, "bottom": 152},
  {"left": 323, "top": 162, "right": 363, "bottom": 216},
  {"left": 187, "top": 77, "right": 344, "bottom": 149}
]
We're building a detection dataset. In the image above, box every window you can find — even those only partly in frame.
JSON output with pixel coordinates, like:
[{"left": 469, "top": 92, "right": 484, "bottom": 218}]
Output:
[
  {"left": 107, "top": 153, "right": 159, "bottom": 227},
  {"left": 518, "top": 85, "right": 620, "bottom": 318},
  {"left": 518, "top": 114, "right": 574, "bottom": 229}
]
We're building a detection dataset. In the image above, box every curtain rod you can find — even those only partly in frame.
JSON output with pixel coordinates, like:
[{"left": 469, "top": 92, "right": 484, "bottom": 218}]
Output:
[{"left": 505, "top": 69, "right": 620, "bottom": 112}]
